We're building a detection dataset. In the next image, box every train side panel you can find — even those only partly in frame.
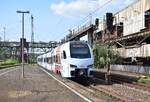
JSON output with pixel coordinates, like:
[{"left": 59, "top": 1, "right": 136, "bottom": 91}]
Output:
[{"left": 60, "top": 43, "right": 70, "bottom": 77}]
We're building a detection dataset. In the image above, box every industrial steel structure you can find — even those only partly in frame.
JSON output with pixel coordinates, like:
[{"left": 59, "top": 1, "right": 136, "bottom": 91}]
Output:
[{"left": 63, "top": 0, "right": 150, "bottom": 68}]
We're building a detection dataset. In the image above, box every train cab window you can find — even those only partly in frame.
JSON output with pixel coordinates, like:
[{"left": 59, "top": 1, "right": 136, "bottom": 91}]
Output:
[
  {"left": 70, "top": 42, "right": 91, "bottom": 59},
  {"left": 63, "top": 51, "right": 67, "bottom": 59}
]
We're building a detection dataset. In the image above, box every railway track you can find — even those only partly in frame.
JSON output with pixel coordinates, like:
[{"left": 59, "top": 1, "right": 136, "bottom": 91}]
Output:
[
  {"left": 111, "top": 76, "right": 150, "bottom": 93},
  {"left": 93, "top": 70, "right": 150, "bottom": 92},
  {"left": 40, "top": 67, "right": 150, "bottom": 102},
  {"left": 87, "top": 77, "right": 150, "bottom": 102},
  {"left": 92, "top": 71, "right": 150, "bottom": 102},
  {"left": 123, "top": 82, "right": 150, "bottom": 92},
  {"left": 42, "top": 68, "right": 120, "bottom": 102}
]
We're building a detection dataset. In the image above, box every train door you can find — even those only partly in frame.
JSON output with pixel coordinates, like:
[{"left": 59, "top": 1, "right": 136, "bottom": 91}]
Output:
[
  {"left": 50, "top": 51, "right": 54, "bottom": 72},
  {"left": 61, "top": 50, "right": 68, "bottom": 77},
  {"left": 55, "top": 47, "right": 61, "bottom": 74}
]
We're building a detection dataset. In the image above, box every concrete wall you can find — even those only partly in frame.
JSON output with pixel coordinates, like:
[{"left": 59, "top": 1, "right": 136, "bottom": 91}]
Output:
[
  {"left": 117, "top": 44, "right": 150, "bottom": 58},
  {"left": 114, "top": 0, "right": 150, "bottom": 36},
  {"left": 111, "top": 64, "right": 150, "bottom": 74},
  {"left": 97, "top": 0, "right": 150, "bottom": 36}
]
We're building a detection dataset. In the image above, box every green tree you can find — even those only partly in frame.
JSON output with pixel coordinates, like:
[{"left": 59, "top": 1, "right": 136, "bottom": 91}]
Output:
[
  {"left": 93, "top": 43, "right": 121, "bottom": 69},
  {"left": 0, "top": 48, "right": 6, "bottom": 60}
]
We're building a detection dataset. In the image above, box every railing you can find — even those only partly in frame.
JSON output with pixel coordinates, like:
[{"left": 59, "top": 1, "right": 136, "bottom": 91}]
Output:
[
  {"left": 0, "top": 41, "right": 59, "bottom": 48},
  {"left": 66, "top": 21, "right": 94, "bottom": 41}
]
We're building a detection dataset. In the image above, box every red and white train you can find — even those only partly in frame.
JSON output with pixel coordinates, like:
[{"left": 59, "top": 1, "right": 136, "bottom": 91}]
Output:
[{"left": 37, "top": 41, "right": 94, "bottom": 78}]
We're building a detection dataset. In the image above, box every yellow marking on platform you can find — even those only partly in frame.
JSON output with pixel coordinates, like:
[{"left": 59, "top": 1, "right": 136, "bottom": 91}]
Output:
[{"left": 8, "top": 91, "right": 32, "bottom": 98}]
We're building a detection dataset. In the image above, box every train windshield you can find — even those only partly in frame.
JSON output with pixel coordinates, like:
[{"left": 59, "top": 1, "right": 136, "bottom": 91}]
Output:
[{"left": 70, "top": 42, "right": 91, "bottom": 59}]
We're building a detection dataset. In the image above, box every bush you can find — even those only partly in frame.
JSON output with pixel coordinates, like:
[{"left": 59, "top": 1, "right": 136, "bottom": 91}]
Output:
[
  {"left": 0, "top": 59, "right": 19, "bottom": 66},
  {"left": 93, "top": 43, "right": 121, "bottom": 69}
]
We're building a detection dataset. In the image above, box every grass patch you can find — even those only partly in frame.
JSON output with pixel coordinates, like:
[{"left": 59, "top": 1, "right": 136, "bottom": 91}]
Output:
[
  {"left": 138, "top": 75, "right": 150, "bottom": 85},
  {"left": 0, "top": 59, "right": 19, "bottom": 66}
]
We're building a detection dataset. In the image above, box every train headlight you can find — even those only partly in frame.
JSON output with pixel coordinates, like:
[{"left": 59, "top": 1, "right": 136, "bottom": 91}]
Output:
[
  {"left": 70, "top": 64, "right": 77, "bottom": 69},
  {"left": 87, "top": 64, "right": 93, "bottom": 68}
]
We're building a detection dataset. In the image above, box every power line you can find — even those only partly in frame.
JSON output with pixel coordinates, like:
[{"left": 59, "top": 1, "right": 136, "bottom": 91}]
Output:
[
  {"left": 91, "top": 0, "right": 114, "bottom": 15},
  {"left": 52, "top": 0, "right": 114, "bottom": 42},
  {"left": 80, "top": 0, "right": 113, "bottom": 22},
  {"left": 69, "top": 0, "right": 114, "bottom": 31}
]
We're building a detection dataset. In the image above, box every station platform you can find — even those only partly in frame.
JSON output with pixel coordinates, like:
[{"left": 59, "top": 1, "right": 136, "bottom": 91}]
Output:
[{"left": 0, "top": 65, "right": 86, "bottom": 102}]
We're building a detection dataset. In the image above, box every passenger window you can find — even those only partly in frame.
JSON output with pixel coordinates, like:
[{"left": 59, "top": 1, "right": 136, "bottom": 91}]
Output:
[{"left": 63, "top": 51, "right": 66, "bottom": 59}]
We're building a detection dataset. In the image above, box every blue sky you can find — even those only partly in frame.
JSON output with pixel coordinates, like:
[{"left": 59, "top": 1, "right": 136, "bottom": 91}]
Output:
[{"left": 0, "top": 0, "right": 137, "bottom": 42}]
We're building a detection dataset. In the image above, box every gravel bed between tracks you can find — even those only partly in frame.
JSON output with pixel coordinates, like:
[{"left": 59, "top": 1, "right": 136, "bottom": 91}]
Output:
[
  {"left": 93, "top": 70, "right": 150, "bottom": 101},
  {"left": 93, "top": 83, "right": 150, "bottom": 102},
  {"left": 112, "top": 84, "right": 150, "bottom": 102}
]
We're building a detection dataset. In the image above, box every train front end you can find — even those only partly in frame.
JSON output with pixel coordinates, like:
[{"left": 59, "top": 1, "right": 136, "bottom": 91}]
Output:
[{"left": 68, "top": 41, "right": 94, "bottom": 78}]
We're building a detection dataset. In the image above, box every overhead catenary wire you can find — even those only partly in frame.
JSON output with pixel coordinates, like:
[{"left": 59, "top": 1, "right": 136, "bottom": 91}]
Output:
[
  {"left": 65, "top": 0, "right": 114, "bottom": 38},
  {"left": 52, "top": 0, "right": 114, "bottom": 42},
  {"left": 71, "top": 0, "right": 114, "bottom": 26},
  {"left": 90, "top": 0, "right": 114, "bottom": 15}
]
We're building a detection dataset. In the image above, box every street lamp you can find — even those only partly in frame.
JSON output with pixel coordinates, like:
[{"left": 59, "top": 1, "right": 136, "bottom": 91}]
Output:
[{"left": 17, "top": 10, "right": 30, "bottom": 78}]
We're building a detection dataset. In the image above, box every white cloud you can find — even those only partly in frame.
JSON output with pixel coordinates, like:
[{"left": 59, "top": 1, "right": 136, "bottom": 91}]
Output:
[
  {"left": 51, "top": 0, "right": 103, "bottom": 17},
  {"left": 50, "top": 0, "right": 137, "bottom": 17}
]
